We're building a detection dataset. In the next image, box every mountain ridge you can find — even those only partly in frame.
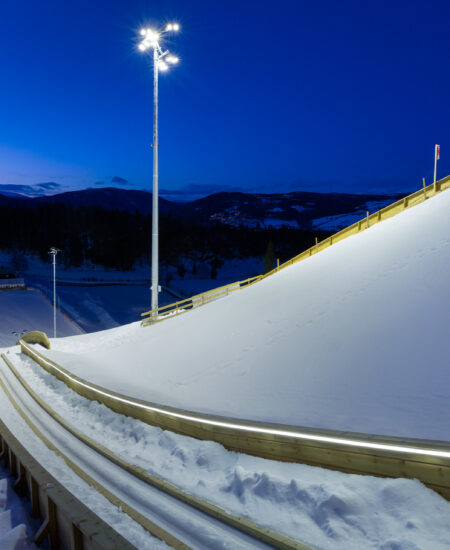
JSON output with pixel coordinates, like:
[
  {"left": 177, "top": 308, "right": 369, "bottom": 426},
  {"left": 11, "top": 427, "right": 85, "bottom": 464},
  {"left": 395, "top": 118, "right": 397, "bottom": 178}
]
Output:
[{"left": 0, "top": 186, "right": 403, "bottom": 231}]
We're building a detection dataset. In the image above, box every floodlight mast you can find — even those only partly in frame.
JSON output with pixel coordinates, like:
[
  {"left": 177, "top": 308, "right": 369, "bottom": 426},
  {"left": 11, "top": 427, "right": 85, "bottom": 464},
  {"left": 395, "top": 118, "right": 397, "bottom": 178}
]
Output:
[
  {"left": 138, "top": 23, "right": 180, "bottom": 313},
  {"left": 49, "top": 247, "right": 60, "bottom": 338}
]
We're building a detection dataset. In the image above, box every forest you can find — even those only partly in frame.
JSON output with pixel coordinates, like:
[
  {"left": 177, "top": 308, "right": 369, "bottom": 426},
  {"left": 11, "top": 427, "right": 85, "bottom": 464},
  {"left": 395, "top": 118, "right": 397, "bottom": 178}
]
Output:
[{"left": 0, "top": 202, "right": 332, "bottom": 275}]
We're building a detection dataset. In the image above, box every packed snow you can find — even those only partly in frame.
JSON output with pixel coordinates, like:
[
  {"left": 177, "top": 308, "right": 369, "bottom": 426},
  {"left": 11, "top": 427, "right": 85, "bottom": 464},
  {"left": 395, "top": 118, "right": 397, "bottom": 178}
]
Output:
[
  {"left": 0, "top": 288, "right": 83, "bottom": 346},
  {"left": 45, "top": 189, "right": 450, "bottom": 441},
  {"left": 5, "top": 350, "right": 450, "bottom": 550}
]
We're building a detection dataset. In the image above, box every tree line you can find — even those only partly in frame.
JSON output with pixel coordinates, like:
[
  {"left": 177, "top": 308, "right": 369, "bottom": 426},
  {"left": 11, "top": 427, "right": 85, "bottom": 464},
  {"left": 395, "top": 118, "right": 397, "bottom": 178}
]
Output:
[{"left": 0, "top": 203, "right": 331, "bottom": 274}]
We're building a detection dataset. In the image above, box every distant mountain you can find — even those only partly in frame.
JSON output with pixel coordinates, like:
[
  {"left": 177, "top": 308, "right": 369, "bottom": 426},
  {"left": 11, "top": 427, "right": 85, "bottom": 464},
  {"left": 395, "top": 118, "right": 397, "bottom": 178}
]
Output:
[
  {"left": 180, "top": 190, "right": 403, "bottom": 230},
  {"left": 0, "top": 187, "right": 403, "bottom": 232},
  {"left": 34, "top": 188, "right": 177, "bottom": 216}
]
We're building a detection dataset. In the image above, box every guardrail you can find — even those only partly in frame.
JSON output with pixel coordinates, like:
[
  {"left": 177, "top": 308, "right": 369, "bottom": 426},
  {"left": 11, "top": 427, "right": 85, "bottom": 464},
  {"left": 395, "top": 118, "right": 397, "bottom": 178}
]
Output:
[
  {"left": 0, "top": 419, "right": 137, "bottom": 550},
  {"left": 20, "top": 339, "right": 450, "bottom": 501},
  {"left": 2, "top": 351, "right": 312, "bottom": 550},
  {"left": 141, "top": 174, "right": 450, "bottom": 325},
  {"left": 142, "top": 275, "right": 263, "bottom": 326}
]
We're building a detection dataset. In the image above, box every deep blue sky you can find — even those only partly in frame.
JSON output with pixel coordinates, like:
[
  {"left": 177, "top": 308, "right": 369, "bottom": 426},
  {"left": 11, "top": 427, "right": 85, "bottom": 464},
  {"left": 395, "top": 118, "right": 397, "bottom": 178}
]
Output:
[{"left": 0, "top": 0, "right": 449, "bottom": 200}]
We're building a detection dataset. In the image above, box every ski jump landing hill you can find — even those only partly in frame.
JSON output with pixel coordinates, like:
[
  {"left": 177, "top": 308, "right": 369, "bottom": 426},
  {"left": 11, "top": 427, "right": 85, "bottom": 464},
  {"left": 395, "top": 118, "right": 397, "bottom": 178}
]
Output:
[
  {"left": 1, "top": 176, "right": 450, "bottom": 550},
  {"left": 12, "top": 176, "right": 450, "bottom": 486}
]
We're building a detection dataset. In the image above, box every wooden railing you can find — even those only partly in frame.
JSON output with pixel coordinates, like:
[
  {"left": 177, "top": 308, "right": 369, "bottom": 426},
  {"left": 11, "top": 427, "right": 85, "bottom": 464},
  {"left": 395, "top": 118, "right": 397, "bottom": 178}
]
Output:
[
  {"left": 141, "top": 275, "right": 262, "bottom": 326},
  {"left": 142, "top": 174, "right": 450, "bottom": 326}
]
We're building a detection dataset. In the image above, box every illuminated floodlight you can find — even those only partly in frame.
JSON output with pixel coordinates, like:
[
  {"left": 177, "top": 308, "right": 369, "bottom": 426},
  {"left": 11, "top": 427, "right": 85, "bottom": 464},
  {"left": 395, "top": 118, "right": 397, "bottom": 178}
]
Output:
[
  {"left": 136, "top": 21, "right": 181, "bottom": 311},
  {"left": 165, "top": 22, "right": 180, "bottom": 32}
]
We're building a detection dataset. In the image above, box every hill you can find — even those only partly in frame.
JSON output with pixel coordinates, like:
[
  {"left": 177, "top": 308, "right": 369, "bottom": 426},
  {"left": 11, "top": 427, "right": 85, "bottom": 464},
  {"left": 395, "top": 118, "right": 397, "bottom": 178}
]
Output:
[
  {"left": 0, "top": 186, "right": 401, "bottom": 231},
  {"left": 46, "top": 188, "right": 450, "bottom": 441}
]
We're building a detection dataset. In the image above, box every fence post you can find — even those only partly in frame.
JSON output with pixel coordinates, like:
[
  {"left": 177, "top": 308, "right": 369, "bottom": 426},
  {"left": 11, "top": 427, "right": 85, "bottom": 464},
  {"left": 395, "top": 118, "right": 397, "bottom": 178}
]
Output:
[
  {"left": 423, "top": 177, "right": 427, "bottom": 199},
  {"left": 366, "top": 210, "right": 370, "bottom": 228}
]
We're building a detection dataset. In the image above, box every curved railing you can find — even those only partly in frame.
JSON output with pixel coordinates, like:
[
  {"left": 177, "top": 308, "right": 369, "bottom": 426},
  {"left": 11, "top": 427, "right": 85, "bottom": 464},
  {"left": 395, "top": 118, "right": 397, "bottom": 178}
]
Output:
[
  {"left": 19, "top": 340, "right": 450, "bottom": 501},
  {"left": 0, "top": 405, "right": 137, "bottom": 550},
  {"left": 142, "top": 174, "right": 450, "bottom": 325},
  {"left": 2, "top": 349, "right": 311, "bottom": 550}
]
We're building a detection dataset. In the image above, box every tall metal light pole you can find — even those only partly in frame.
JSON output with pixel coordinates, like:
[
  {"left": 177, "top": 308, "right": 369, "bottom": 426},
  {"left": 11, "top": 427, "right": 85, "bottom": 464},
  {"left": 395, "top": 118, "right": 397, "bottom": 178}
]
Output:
[
  {"left": 138, "top": 23, "right": 180, "bottom": 312},
  {"left": 49, "top": 247, "right": 60, "bottom": 338}
]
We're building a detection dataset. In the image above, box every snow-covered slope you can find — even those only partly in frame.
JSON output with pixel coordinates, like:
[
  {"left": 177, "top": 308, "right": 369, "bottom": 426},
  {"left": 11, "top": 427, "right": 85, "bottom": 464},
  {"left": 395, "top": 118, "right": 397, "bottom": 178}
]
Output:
[
  {"left": 47, "top": 190, "right": 450, "bottom": 441},
  {"left": 0, "top": 289, "right": 83, "bottom": 346}
]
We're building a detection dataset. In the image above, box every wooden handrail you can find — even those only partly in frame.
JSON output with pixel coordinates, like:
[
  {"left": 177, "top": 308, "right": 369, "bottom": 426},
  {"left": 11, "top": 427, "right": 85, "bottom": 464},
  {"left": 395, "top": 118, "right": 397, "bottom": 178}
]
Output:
[{"left": 142, "top": 175, "right": 450, "bottom": 327}]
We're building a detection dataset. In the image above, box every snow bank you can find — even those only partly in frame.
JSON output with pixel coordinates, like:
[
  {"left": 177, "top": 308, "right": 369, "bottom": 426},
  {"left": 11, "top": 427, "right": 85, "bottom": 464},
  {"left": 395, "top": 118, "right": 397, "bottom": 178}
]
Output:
[
  {"left": 0, "top": 289, "right": 83, "bottom": 346},
  {"left": 8, "top": 351, "right": 450, "bottom": 550},
  {"left": 46, "top": 190, "right": 450, "bottom": 440}
]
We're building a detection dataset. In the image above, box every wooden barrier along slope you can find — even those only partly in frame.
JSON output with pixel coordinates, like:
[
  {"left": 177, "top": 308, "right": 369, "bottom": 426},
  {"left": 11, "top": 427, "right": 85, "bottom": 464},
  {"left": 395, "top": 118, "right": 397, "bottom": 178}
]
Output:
[
  {"left": 141, "top": 174, "right": 450, "bottom": 326},
  {"left": 1, "top": 352, "right": 312, "bottom": 550},
  {"left": 0, "top": 419, "right": 137, "bottom": 550},
  {"left": 19, "top": 340, "right": 450, "bottom": 502}
]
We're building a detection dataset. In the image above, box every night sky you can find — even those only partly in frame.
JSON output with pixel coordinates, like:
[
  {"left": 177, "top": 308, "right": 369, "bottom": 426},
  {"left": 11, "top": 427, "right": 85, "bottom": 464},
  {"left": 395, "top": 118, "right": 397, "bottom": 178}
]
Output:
[{"left": 0, "top": 0, "right": 449, "bottom": 200}]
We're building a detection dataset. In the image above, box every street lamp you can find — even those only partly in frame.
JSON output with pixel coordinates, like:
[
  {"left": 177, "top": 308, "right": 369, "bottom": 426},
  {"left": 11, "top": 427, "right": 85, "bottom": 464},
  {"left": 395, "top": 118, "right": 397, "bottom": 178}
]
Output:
[
  {"left": 49, "top": 247, "right": 60, "bottom": 338},
  {"left": 138, "top": 22, "right": 180, "bottom": 313}
]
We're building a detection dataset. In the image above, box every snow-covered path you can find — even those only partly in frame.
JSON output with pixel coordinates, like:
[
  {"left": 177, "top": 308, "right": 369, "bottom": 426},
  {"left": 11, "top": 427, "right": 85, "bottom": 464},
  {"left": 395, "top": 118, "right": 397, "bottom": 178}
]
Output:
[{"left": 45, "top": 189, "right": 450, "bottom": 441}]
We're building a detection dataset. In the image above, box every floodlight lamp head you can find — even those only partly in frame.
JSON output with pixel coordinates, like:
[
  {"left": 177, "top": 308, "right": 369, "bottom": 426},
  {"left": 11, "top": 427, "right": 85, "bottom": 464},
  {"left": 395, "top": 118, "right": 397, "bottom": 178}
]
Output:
[
  {"left": 165, "top": 22, "right": 180, "bottom": 32},
  {"left": 158, "top": 60, "right": 169, "bottom": 72},
  {"left": 166, "top": 55, "right": 179, "bottom": 64},
  {"left": 138, "top": 28, "right": 160, "bottom": 51}
]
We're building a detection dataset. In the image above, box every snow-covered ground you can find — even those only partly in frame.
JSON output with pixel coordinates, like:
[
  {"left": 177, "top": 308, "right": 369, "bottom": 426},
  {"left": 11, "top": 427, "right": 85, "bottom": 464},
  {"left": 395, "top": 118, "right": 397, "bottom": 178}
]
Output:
[
  {"left": 0, "top": 468, "right": 37, "bottom": 550},
  {"left": 5, "top": 349, "right": 450, "bottom": 550},
  {"left": 44, "top": 188, "right": 450, "bottom": 441},
  {"left": 0, "top": 252, "right": 263, "bottom": 334},
  {"left": 0, "top": 289, "right": 83, "bottom": 346}
]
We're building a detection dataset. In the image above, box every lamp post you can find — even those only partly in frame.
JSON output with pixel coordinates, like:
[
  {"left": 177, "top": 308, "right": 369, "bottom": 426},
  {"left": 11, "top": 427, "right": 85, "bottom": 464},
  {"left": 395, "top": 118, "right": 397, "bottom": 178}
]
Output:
[
  {"left": 138, "top": 23, "right": 180, "bottom": 313},
  {"left": 49, "top": 247, "right": 60, "bottom": 338}
]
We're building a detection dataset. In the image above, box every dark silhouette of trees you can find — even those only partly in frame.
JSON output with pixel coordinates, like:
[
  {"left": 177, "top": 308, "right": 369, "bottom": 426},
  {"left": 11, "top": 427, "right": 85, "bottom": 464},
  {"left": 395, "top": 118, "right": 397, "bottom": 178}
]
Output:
[{"left": 0, "top": 202, "right": 331, "bottom": 272}]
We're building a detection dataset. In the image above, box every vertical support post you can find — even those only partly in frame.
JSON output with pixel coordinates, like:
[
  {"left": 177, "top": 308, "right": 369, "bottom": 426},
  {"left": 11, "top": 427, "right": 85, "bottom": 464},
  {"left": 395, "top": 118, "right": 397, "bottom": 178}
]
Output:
[
  {"left": 14, "top": 463, "right": 27, "bottom": 496},
  {"left": 151, "top": 48, "right": 159, "bottom": 314},
  {"left": 277, "top": 258, "right": 280, "bottom": 269},
  {"left": 47, "top": 496, "right": 58, "bottom": 549},
  {"left": 10, "top": 451, "right": 17, "bottom": 477},
  {"left": 366, "top": 210, "right": 369, "bottom": 228},
  {"left": 423, "top": 177, "right": 427, "bottom": 199},
  {"left": 315, "top": 236, "right": 318, "bottom": 246},
  {"left": 71, "top": 523, "right": 84, "bottom": 550},
  {"left": 30, "top": 477, "right": 40, "bottom": 518}
]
